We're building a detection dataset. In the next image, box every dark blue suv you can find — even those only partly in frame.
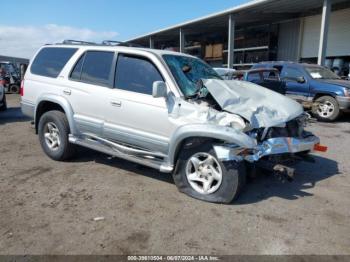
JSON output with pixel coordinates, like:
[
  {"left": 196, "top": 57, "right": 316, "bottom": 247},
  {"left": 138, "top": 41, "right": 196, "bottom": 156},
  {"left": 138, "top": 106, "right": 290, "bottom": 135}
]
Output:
[{"left": 252, "top": 62, "right": 350, "bottom": 121}]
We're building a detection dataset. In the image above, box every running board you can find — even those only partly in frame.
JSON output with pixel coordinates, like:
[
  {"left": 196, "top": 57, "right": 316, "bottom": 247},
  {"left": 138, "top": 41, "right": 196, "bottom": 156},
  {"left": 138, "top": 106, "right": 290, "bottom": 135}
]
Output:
[{"left": 69, "top": 135, "right": 173, "bottom": 173}]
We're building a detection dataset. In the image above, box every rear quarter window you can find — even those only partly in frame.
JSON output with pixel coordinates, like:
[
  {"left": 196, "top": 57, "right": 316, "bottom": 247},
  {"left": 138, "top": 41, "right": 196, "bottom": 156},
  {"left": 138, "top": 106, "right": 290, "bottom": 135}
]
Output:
[{"left": 30, "top": 47, "right": 77, "bottom": 78}]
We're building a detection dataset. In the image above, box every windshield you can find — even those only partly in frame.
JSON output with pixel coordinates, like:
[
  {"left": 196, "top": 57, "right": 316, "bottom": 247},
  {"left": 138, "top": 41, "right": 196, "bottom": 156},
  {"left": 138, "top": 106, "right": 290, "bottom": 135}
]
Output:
[
  {"left": 305, "top": 66, "right": 340, "bottom": 80},
  {"left": 163, "top": 54, "right": 222, "bottom": 97}
]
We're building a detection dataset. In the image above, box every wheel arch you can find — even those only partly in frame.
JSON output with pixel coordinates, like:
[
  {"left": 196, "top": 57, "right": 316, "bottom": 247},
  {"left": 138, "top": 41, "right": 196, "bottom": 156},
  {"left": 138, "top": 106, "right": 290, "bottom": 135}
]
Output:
[
  {"left": 313, "top": 92, "right": 337, "bottom": 101},
  {"left": 35, "top": 95, "right": 76, "bottom": 134},
  {"left": 168, "top": 124, "right": 256, "bottom": 166}
]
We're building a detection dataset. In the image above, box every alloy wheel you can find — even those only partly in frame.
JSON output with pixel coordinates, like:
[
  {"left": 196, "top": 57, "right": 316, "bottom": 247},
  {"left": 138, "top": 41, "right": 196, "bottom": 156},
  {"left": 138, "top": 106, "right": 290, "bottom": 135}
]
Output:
[
  {"left": 185, "top": 152, "right": 223, "bottom": 195},
  {"left": 44, "top": 122, "right": 61, "bottom": 151},
  {"left": 317, "top": 100, "right": 335, "bottom": 118}
]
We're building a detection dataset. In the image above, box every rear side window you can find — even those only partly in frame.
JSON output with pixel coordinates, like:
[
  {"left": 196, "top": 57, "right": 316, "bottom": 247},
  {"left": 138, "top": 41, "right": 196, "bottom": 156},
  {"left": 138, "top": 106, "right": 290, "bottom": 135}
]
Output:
[
  {"left": 80, "top": 51, "right": 114, "bottom": 85},
  {"left": 115, "top": 54, "right": 163, "bottom": 95},
  {"left": 247, "top": 72, "right": 261, "bottom": 82},
  {"left": 262, "top": 70, "right": 278, "bottom": 79},
  {"left": 70, "top": 53, "right": 85, "bottom": 80},
  {"left": 31, "top": 47, "right": 77, "bottom": 78}
]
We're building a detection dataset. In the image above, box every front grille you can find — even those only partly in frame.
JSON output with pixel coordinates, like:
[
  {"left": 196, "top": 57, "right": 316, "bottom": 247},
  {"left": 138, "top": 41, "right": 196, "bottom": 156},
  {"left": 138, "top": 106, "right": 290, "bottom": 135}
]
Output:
[
  {"left": 267, "top": 119, "right": 302, "bottom": 139},
  {"left": 253, "top": 114, "right": 308, "bottom": 142}
]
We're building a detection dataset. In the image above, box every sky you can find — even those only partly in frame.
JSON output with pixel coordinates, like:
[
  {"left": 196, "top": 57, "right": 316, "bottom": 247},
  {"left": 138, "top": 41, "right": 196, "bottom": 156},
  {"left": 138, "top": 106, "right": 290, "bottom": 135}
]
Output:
[{"left": 0, "top": 0, "right": 249, "bottom": 59}]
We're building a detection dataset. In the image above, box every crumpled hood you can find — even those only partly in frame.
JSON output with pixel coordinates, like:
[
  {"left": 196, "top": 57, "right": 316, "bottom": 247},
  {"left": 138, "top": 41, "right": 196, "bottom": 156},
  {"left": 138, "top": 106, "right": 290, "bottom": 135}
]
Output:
[{"left": 204, "top": 79, "right": 303, "bottom": 128}]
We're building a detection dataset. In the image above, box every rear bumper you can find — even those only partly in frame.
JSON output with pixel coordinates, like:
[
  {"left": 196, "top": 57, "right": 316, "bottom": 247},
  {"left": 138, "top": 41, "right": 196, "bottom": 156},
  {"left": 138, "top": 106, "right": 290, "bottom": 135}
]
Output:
[
  {"left": 336, "top": 96, "right": 350, "bottom": 110},
  {"left": 214, "top": 135, "right": 320, "bottom": 162},
  {"left": 20, "top": 100, "right": 35, "bottom": 118}
]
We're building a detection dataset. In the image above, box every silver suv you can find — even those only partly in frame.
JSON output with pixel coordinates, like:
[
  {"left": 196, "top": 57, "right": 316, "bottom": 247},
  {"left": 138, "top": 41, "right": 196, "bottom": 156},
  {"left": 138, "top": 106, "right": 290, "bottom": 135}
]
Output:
[{"left": 21, "top": 41, "right": 322, "bottom": 203}]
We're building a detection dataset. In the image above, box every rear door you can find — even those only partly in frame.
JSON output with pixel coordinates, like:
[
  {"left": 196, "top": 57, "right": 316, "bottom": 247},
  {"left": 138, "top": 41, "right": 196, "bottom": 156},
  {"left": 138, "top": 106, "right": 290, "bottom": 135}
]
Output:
[
  {"left": 64, "top": 50, "right": 116, "bottom": 136},
  {"left": 281, "top": 66, "right": 310, "bottom": 102}
]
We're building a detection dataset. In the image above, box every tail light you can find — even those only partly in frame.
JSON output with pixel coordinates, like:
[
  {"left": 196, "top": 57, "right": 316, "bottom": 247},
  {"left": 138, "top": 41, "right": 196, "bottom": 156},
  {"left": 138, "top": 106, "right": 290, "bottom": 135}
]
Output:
[{"left": 20, "top": 80, "right": 24, "bottom": 96}]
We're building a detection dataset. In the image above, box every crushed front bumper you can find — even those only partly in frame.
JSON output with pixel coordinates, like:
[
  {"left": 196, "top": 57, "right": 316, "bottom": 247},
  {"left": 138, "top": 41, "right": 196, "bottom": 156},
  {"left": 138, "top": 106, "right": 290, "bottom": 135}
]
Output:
[{"left": 214, "top": 135, "right": 320, "bottom": 162}]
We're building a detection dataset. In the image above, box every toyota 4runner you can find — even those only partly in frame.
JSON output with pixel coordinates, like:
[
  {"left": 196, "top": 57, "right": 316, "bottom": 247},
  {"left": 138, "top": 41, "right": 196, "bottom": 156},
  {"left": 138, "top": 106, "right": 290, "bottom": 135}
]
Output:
[{"left": 21, "top": 41, "right": 324, "bottom": 203}]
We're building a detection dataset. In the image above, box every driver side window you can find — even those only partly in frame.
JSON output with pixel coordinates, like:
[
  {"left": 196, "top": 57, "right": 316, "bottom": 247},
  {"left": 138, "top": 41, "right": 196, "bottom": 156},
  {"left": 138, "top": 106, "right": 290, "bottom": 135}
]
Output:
[
  {"left": 114, "top": 54, "right": 164, "bottom": 95},
  {"left": 282, "top": 67, "right": 304, "bottom": 82}
]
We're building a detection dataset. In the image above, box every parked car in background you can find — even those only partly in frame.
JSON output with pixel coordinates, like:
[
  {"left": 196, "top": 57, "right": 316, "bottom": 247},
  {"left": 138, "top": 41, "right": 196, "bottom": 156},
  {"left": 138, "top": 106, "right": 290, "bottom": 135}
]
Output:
[
  {"left": 21, "top": 42, "right": 322, "bottom": 203},
  {"left": 253, "top": 62, "right": 350, "bottom": 121},
  {"left": 0, "top": 69, "right": 8, "bottom": 111},
  {"left": 215, "top": 68, "right": 286, "bottom": 95},
  {"left": 0, "top": 61, "right": 21, "bottom": 93},
  {"left": 213, "top": 67, "right": 236, "bottom": 79}
]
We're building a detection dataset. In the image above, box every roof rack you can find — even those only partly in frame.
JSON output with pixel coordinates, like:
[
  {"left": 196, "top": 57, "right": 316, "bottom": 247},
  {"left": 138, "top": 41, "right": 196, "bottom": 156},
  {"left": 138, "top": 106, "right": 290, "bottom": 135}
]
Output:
[
  {"left": 62, "top": 40, "right": 98, "bottom": 45},
  {"left": 60, "top": 39, "right": 145, "bottom": 48}
]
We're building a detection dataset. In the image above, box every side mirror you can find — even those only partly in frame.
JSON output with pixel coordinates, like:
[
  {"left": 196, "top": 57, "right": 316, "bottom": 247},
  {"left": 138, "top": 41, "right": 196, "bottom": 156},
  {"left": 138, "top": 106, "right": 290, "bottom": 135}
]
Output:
[
  {"left": 152, "top": 81, "right": 167, "bottom": 98},
  {"left": 296, "top": 76, "right": 306, "bottom": 83}
]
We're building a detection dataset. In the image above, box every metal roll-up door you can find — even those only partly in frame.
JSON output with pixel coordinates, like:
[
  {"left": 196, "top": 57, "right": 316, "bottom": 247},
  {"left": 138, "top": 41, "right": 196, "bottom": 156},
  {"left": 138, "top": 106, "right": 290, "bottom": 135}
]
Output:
[{"left": 301, "top": 8, "right": 350, "bottom": 58}]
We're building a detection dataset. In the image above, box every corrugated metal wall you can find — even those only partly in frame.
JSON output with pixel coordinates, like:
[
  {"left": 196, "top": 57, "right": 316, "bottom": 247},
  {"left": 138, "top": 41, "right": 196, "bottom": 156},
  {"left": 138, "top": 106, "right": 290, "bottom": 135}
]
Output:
[
  {"left": 277, "top": 20, "right": 301, "bottom": 61},
  {"left": 301, "top": 8, "right": 350, "bottom": 58}
]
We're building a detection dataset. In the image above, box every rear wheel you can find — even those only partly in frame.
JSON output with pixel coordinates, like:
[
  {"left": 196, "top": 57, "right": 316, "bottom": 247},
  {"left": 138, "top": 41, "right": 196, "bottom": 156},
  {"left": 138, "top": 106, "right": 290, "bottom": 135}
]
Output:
[
  {"left": 38, "top": 110, "right": 76, "bottom": 161},
  {"left": 10, "top": 84, "right": 19, "bottom": 94},
  {"left": 312, "top": 95, "right": 340, "bottom": 122},
  {"left": 172, "top": 142, "right": 246, "bottom": 203}
]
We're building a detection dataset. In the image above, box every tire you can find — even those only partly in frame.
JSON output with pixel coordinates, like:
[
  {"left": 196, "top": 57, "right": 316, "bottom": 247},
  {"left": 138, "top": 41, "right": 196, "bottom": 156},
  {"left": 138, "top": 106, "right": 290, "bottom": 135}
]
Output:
[
  {"left": 0, "top": 95, "right": 7, "bottom": 111},
  {"left": 38, "top": 110, "right": 76, "bottom": 161},
  {"left": 172, "top": 142, "right": 246, "bottom": 203},
  {"left": 10, "top": 85, "right": 19, "bottom": 94},
  {"left": 312, "top": 95, "right": 340, "bottom": 122}
]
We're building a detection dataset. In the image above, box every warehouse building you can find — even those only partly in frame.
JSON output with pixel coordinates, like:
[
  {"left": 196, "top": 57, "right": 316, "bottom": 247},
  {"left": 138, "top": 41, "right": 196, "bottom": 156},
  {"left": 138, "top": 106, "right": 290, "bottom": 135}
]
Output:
[{"left": 127, "top": 0, "right": 350, "bottom": 76}]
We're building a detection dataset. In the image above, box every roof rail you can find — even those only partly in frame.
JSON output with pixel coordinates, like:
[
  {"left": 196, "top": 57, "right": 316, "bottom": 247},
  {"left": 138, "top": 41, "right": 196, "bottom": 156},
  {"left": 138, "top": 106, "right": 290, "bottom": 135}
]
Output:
[
  {"left": 62, "top": 40, "right": 98, "bottom": 45},
  {"left": 60, "top": 39, "right": 145, "bottom": 48}
]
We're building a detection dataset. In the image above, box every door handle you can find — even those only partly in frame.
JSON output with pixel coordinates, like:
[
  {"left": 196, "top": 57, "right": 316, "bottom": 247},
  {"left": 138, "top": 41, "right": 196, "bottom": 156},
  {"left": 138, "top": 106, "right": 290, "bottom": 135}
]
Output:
[
  {"left": 110, "top": 100, "right": 122, "bottom": 107},
  {"left": 63, "top": 89, "right": 71, "bottom": 95}
]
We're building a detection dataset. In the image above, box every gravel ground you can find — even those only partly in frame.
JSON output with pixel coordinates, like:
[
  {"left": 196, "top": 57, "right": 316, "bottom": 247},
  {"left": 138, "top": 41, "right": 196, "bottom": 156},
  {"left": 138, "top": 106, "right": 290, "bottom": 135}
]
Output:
[{"left": 0, "top": 94, "right": 350, "bottom": 255}]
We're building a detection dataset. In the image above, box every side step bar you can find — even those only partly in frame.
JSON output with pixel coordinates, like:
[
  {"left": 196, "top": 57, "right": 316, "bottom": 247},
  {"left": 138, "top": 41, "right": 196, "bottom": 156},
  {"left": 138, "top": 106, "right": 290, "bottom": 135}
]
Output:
[{"left": 69, "top": 134, "right": 173, "bottom": 173}]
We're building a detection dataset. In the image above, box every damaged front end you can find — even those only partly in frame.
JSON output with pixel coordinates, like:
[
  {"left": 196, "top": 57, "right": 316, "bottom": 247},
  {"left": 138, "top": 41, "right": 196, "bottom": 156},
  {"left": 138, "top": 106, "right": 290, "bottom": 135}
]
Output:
[
  {"left": 197, "top": 79, "right": 326, "bottom": 181},
  {"left": 213, "top": 114, "right": 322, "bottom": 181}
]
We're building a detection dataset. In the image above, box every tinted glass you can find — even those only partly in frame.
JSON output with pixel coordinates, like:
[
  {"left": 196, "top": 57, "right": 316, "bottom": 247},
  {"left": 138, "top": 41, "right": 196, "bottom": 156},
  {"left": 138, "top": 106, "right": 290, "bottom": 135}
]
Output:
[
  {"left": 262, "top": 70, "right": 278, "bottom": 79},
  {"left": 281, "top": 67, "right": 303, "bottom": 81},
  {"left": 70, "top": 53, "right": 85, "bottom": 80},
  {"left": 247, "top": 72, "right": 261, "bottom": 82},
  {"left": 81, "top": 51, "right": 114, "bottom": 85},
  {"left": 31, "top": 47, "right": 77, "bottom": 78},
  {"left": 115, "top": 55, "right": 163, "bottom": 95}
]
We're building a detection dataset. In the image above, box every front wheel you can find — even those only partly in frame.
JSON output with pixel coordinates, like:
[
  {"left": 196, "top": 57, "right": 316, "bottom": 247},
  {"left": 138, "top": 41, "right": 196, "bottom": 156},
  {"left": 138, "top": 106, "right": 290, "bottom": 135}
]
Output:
[
  {"left": 172, "top": 142, "right": 246, "bottom": 203},
  {"left": 312, "top": 96, "right": 340, "bottom": 122}
]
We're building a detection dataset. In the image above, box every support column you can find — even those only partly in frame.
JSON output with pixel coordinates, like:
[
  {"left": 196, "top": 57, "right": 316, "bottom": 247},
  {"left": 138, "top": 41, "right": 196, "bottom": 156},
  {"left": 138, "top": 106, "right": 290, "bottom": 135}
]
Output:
[
  {"left": 179, "top": 28, "right": 185, "bottom": 53},
  {"left": 228, "top": 14, "right": 235, "bottom": 69},
  {"left": 317, "top": 0, "right": 331, "bottom": 66},
  {"left": 149, "top": 36, "right": 154, "bottom": 49}
]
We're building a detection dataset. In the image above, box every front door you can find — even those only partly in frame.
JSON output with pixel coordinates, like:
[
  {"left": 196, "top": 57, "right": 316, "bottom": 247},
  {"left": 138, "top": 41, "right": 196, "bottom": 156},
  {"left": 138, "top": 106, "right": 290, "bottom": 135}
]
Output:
[
  {"left": 281, "top": 66, "right": 310, "bottom": 103},
  {"left": 103, "top": 53, "right": 174, "bottom": 154}
]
